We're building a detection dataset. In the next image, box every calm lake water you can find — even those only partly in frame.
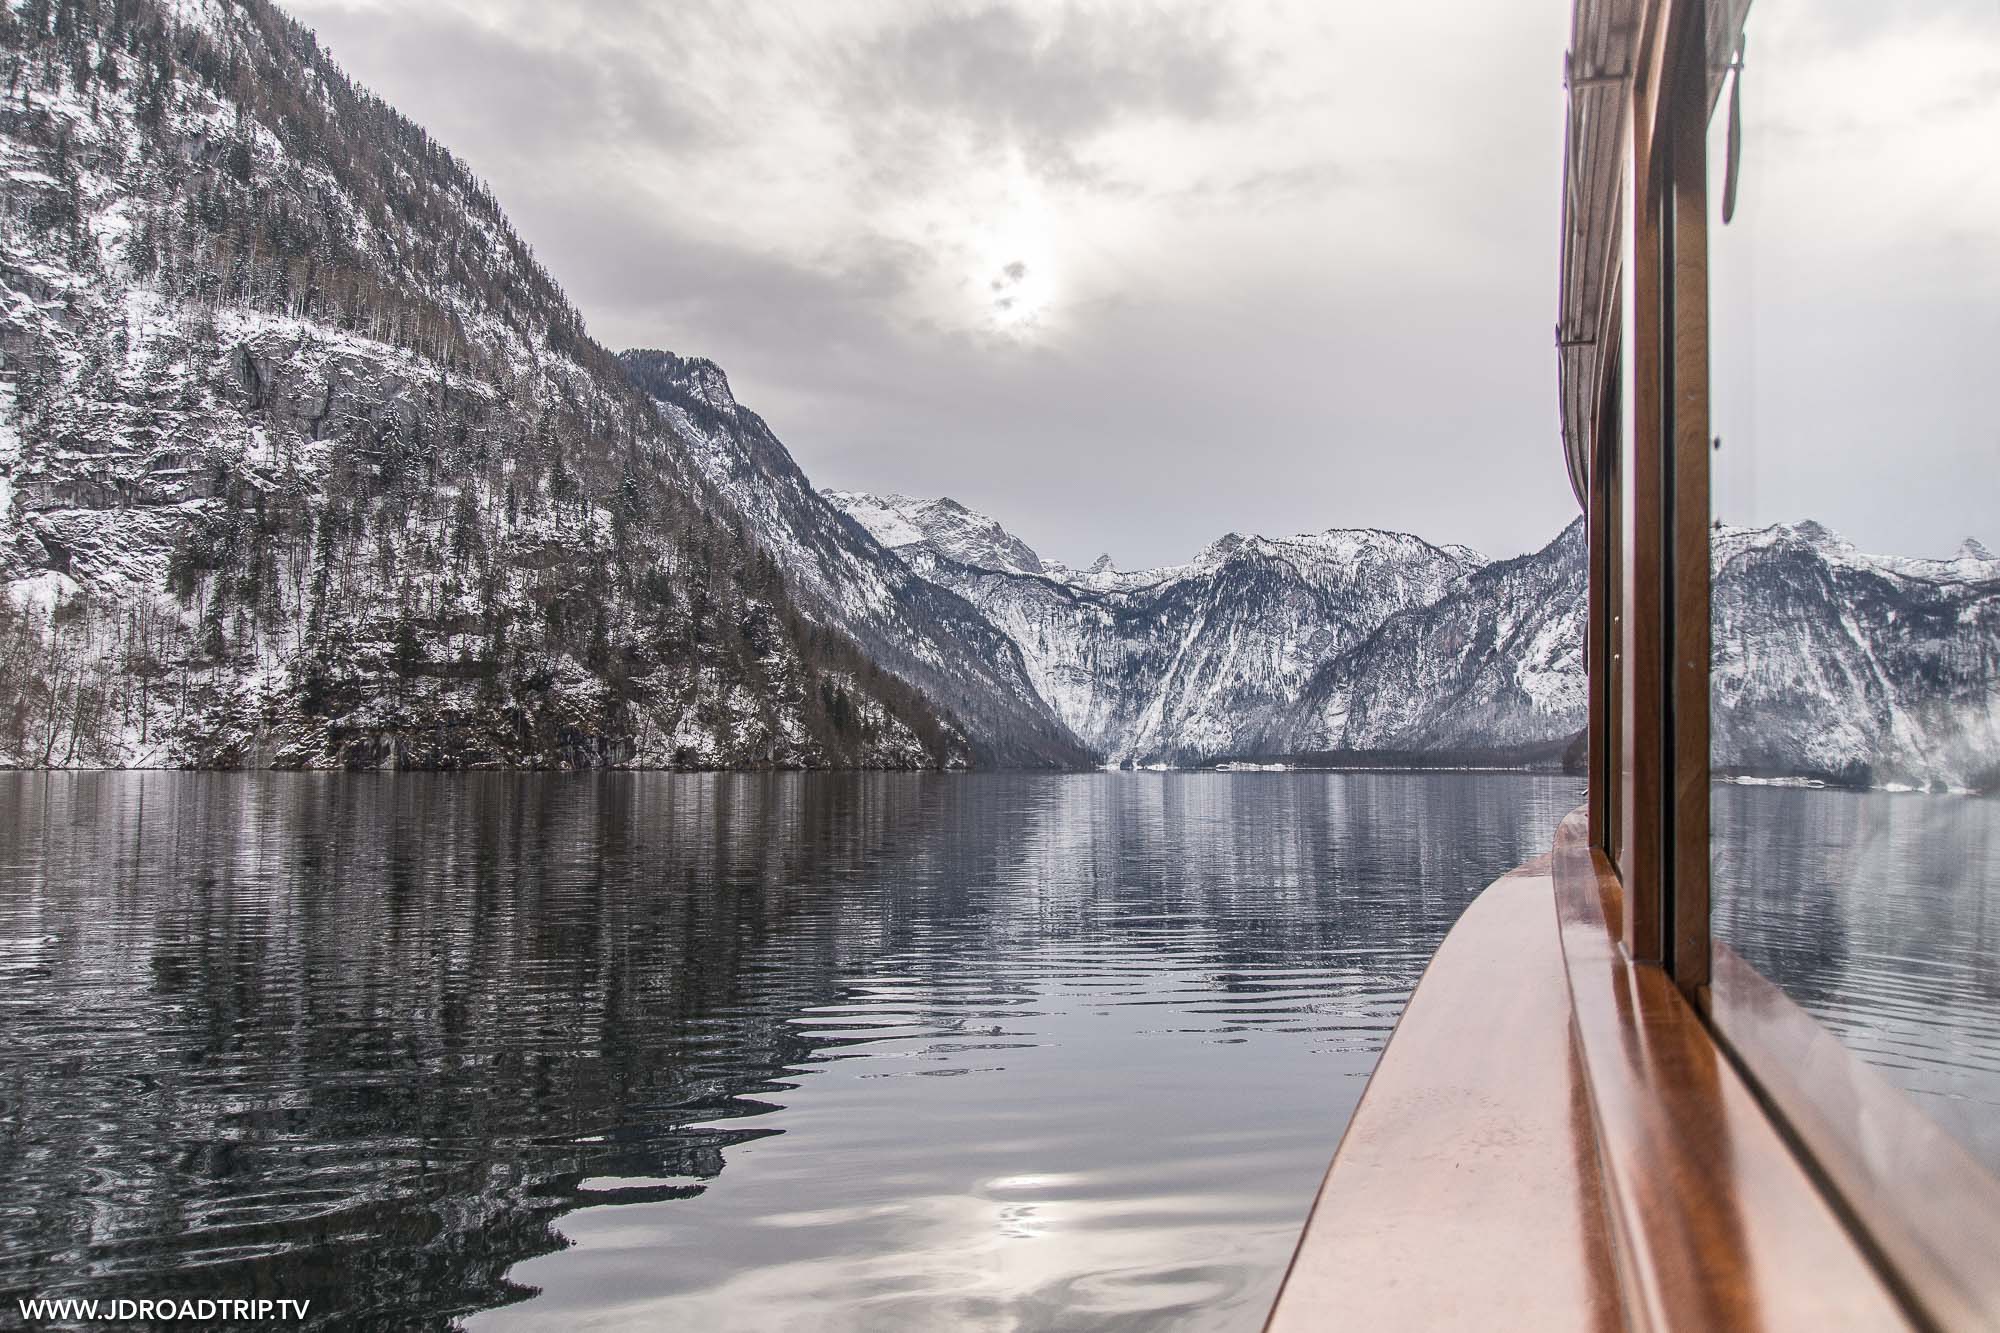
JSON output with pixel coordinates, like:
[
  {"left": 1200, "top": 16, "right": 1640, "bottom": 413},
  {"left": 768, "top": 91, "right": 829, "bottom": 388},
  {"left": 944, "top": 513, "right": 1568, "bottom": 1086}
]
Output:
[
  {"left": 0, "top": 773, "right": 1993, "bottom": 1331},
  {"left": 0, "top": 772, "right": 1576, "bottom": 1331}
]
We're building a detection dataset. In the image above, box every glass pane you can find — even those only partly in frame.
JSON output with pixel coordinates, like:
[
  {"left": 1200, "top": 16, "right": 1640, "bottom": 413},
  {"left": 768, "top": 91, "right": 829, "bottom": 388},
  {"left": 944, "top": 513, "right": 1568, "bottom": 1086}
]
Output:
[{"left": 1706, "top": 3, "right": 2000, "bottom": 1172}]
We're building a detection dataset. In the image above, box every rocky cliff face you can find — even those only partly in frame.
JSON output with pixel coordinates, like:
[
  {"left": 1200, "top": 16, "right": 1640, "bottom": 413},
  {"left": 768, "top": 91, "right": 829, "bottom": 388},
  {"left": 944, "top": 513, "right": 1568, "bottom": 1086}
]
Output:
[
  {"left": 0, "top": 0, "right": 972, "bottom": 770},
  {"left": 1274, "top": 519, "right": 2000, "bottom": 787},
  {"left": 1265, "top": 521, "right": 1587, "bottom": 762}
]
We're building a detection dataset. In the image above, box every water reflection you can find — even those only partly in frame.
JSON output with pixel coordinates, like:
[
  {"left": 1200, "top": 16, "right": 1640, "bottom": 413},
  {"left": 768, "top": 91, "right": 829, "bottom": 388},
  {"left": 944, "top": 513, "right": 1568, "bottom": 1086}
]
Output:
[
  {"left": 0, "top": 772, "right": 1581, "bottom": 1329},
  {"left": 1713, "top": 786, "right": 2000, "bottom": 1170}
]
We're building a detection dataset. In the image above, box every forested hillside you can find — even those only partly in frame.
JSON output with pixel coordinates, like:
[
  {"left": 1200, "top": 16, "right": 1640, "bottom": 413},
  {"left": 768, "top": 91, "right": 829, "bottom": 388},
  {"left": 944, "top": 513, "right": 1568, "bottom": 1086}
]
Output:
[{"left": 0, "top": 0, "right": 970, "bottom": 769}]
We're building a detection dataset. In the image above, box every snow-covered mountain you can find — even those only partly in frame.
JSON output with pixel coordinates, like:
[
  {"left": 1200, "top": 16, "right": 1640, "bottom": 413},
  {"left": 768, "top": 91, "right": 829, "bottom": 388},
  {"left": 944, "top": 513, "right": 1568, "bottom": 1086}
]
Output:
[
  {"left": 619, "top": 355, "right": 1090, "bottom": 767},
  {"left": 828, "top": 490, "right": 1485, "bottom": 764},
  {"left": 1263, "top": 521, "right": 1587, "bottom": 761},
  {"left": 0, "top": 0, "right": 981, "bottom": 769},
  {"left": 826, "top": 491, "right": 1047, "bottom": 578},
  {"left": 831, "top": 493, "right": 2000, "bottom": 789},
  {"left": 1269, "top": 518, "right": 2000, "bottom": 788},
  {"left": 1709, "top": 523, "right": 2000, "bottom": 790},
  {"left": 4, "top": 3, "right": 1986, "bottom": 784}
]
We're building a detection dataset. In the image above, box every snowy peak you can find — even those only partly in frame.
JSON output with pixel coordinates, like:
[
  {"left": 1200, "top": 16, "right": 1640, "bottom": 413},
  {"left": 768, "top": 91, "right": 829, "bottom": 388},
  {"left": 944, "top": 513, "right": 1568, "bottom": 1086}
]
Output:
[
  {"left": 822, "top": 491, "right": 1046, "bottom": 576},
  {"left": 825, "top": 493, "right": 1490, "bottom": 763},
  {"left": 1203, "top": 534, "right": 1248, "bottom": 563},
  {"left": 1714, "top": 521, "right": 2000, "bottom": 582}
]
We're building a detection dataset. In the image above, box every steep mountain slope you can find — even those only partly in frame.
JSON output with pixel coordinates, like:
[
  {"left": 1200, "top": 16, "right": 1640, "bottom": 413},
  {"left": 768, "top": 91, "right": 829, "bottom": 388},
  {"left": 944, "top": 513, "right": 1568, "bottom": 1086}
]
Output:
[
  {"left": 1265, "top": 521, "right": 1587, "bottom": 761},
  {"left": 1271, "top": 519, "right": 2000, "bottom": 789},
  {"left": 0, "top": 0, "right": 973, "bottom": 769},
  {"left": 1710, "top": 523, "right": 2000, "bottom": 789},
  {"left": 827, "top": 491, "right": 1483, "bottom": 763},
  {"left": 619, "top": 353, "right": 1092, "bottom": 767}
]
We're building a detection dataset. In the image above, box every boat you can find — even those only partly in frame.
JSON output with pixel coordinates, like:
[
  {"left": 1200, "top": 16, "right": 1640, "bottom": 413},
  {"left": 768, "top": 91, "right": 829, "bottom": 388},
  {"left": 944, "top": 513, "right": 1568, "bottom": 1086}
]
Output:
[{"left": 1267, "top": 0, "right": 2000, "bottom": 1326}]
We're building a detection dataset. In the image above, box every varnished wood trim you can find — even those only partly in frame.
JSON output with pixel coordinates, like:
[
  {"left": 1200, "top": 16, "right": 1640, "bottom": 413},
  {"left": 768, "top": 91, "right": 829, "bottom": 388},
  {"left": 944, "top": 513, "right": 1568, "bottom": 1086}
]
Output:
[
  {"left": 1587, "top": 429, "right": 1612, "bottom": 847},
  {"left": 1635, "top": 0, "right": 1700, "bottom": 176},
  {"left": 1599, "top": 334, "right": 1627, "bottom": 866},
  {"left": 1267, "top": 859, "right": 1620, "bottom": 1332},
  {"left": 1614, "top": 0, "right": 1713, "bottom": 978},
  {"left": 1707, "top": 943, "right": 2000, "bottom": 1330},
  {"left": 1552, "top": 810, "right": 1910, "bottom": 1330},
  {"left": 1618, "top": 98, "right": 1666, "bottom": 961},
  {"left": 1662, "top": 21, "right": 1712, "bottom": 991}
]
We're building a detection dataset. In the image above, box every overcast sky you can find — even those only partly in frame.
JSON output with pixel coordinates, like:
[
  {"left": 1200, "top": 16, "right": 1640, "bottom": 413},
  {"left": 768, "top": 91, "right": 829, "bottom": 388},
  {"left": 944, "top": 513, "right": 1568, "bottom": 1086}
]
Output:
[
  {"left": 285, "top": 0, "right": 1991, "bottom": 569},
  {"left": 1707, "top": 0, "right": 1999, "bottom": 561}
]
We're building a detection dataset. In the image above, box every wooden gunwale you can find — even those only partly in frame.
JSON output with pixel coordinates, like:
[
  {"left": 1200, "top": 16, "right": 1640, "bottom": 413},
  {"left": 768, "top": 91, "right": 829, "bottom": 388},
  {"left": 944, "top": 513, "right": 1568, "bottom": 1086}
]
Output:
[
  {"left": 1550, "top": 808, "right": 1907, "bottom": 1329},
  {"left": 1265, "top": 858, "right": 1620, "bottom": 1332},
  {"left": 1269, "top": 808, "right": 1991, "bottom": 1330},
  {"left": 1704, "top": 944, "right": 2000, "bottom": 1330}
]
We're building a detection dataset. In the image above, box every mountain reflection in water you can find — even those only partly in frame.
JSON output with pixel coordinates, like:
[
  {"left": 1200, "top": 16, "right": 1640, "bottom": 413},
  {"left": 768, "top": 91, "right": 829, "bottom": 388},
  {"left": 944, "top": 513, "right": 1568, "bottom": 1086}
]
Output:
[
  {"left": 0, "top": 772, "right": 1573, "bottom": 1328},
  {"left": 1713, "top": 785, "right": 2000, "bottom": 1172}
]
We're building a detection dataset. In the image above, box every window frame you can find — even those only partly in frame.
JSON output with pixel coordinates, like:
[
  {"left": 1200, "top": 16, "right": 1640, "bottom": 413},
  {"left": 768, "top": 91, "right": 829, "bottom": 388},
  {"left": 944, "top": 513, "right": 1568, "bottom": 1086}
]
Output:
[{"left": 1567, "top": 0, "right": 2000, "bottom": 1321}]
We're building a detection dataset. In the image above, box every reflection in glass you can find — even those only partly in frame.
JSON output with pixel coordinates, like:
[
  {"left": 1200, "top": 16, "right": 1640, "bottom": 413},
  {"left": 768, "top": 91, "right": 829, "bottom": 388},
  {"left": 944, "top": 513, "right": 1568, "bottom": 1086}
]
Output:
[{"left": 1707, "top": 1, "right": 2000, "bottom": 1167}]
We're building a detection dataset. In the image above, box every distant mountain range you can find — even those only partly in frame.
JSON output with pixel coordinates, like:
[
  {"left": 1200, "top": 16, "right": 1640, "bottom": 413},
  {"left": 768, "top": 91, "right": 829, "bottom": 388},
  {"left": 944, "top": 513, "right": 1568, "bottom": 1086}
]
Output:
[
  {"left": 826, "top": 493, "right": 2000, "bottom": 790},
  {"left": 825, "top": 491, "right": 1501, "bottom": 764},
  {"left": 1, "top": 1, "right": 1994, "bottom": 787}
]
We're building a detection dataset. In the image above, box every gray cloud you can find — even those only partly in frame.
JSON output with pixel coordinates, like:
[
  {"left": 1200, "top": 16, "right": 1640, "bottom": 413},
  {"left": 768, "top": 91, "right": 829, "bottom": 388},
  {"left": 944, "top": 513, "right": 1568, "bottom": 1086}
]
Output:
[
  {"left": 840, "top": 4, "right": 1242, "bottom": 181},
  {"left": 306, "top": 4, "right": 717, "bottom": 162},
  {"left": 283, "top": 0, "right": 1994, "bottom": 570},
  {"left": 286, "top": 0, "right": 1584, "bottom": 567}
]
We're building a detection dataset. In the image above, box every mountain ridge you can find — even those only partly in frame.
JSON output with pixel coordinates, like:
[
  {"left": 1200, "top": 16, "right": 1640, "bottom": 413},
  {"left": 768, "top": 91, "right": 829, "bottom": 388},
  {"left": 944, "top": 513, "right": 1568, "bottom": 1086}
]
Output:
[
  {"left": 619, "top": 351, "right": 1093, "bottom": 767},
  {"left": 830, "top": 492, "right": 2000, "bottom": 790},
  {"left": 0, "top": 0, "right": 982, "bottom": 770},
  {"left": 2, "top": 1, "right": 1991, "bottom": 786},
  {"left": 827, "top": 490, "right": 1490, "bottom": 764}
]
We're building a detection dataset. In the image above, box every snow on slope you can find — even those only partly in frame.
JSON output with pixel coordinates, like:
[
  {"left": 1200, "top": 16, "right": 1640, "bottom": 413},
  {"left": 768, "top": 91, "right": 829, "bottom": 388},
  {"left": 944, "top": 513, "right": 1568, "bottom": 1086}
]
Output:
[
  {"left": 832, "top": 493, "right": 2000, "bottom": 789},
  {"left": 621, "top": 355, "right": 1092, "bottom": 767},
  {"left": 1267, "top": 521, "right": 1587, "bottom": 759},
  {"left": 1276, "top": 518, "right": 2000, "bottom": 788},
  {"left": 0, "top": 0, "right": 962, "bottom": 770},
  {"left": 1710, "top": 522, "right": 2000, "bottom": 789},
  {"left": 827, "top": 491, "right": 1484, "bottom": 764},
  {"left": 825, "top": 491, "right": 1046, "bottom": 578}
]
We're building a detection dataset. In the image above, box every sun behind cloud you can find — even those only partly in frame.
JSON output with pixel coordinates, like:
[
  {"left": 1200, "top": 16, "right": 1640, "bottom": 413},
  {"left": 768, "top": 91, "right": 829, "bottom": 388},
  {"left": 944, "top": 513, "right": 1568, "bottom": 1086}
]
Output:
[{"left": 971, "top": 205, "right": 1058, "bottom": 337}]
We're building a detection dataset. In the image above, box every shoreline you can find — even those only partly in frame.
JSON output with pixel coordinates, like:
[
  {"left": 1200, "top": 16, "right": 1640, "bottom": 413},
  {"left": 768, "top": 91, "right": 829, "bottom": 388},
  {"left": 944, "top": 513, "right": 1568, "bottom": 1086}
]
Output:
[{"left": 1, "top": 765, "right": 1979, "bottom": 796}]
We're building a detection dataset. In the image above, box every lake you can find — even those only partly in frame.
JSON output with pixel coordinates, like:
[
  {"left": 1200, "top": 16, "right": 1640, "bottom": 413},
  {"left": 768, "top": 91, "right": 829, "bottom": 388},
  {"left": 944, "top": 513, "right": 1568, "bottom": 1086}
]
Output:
[{"left": 0, "top": 772, "right": 1992, "bottom": 1330}]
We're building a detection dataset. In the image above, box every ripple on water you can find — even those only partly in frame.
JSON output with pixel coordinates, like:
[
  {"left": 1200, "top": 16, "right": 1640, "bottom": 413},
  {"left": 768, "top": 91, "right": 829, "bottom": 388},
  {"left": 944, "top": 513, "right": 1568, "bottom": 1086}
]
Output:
[{"left": 37, "top": 771, "right": 1950, "bottom": 1329}]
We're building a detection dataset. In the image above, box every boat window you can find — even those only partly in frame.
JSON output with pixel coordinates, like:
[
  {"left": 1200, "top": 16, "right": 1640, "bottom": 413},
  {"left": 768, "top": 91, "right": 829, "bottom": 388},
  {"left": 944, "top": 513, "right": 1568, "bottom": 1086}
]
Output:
[{"left": 1706, "top": 1, "right": 2000, "bottom": 1174}]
